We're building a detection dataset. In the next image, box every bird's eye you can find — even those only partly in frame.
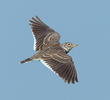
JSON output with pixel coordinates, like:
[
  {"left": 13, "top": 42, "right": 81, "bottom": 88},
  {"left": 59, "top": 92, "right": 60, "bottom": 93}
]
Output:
[{"left": 68, "top": 43, "right": 71, "bottom": 45}]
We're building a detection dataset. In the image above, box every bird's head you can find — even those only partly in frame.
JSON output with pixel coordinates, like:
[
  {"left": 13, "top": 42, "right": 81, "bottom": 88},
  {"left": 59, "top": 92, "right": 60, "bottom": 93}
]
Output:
[{"left": 61, "top": 42, "right": 78, "bottom": 53}]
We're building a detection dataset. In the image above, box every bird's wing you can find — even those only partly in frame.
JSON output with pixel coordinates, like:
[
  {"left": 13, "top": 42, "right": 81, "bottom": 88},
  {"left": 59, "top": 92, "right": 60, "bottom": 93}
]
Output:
[
  {"left": 29, "top": 16, "right": 60, "bottom": 51},
  {"left": 41, "top": 51, "right": 78, "bottom": 84}
]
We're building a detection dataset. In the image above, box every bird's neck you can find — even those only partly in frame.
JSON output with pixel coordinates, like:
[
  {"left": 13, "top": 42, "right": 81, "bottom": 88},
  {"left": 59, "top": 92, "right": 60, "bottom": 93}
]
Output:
[
  {"left": 65, "top": 50, "right": 69, "bottom": 54},
  {"left": 61, "top": 46, "right": 70, "bottom": 54}
]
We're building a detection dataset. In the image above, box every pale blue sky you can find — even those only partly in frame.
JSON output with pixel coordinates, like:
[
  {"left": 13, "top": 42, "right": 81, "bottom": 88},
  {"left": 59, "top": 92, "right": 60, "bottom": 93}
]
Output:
[{"left": 0, "top": 0, "right": 110, "bottom": 100}]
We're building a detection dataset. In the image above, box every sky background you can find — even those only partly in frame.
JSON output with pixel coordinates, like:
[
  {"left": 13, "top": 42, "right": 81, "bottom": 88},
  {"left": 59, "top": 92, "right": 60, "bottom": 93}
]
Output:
[{"left": 0, "top": 0, "right": 110, "bottom": 100}]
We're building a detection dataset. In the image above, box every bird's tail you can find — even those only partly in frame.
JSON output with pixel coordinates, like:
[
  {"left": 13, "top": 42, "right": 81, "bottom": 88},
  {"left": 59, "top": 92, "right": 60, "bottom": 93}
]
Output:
[{"left": 20, "top": 58, "right": 32, "bottom": 64}]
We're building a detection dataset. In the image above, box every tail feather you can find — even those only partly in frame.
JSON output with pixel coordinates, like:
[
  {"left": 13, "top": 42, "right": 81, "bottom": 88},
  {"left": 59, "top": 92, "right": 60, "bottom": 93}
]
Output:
[{"left": 20, "top": 58, "right": 32, "bottom": 64}]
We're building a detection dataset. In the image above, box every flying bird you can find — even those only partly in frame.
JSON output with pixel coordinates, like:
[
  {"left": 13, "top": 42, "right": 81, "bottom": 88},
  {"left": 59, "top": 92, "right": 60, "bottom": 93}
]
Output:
[{"left": 20, "top": 16, "right": 78, "bottom": 84}]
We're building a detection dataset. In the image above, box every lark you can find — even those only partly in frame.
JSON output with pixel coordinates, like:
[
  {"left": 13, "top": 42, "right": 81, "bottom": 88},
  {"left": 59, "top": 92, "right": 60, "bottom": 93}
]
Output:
[{"left": 20, "top": 16, "right": 78, "bottom": 84}]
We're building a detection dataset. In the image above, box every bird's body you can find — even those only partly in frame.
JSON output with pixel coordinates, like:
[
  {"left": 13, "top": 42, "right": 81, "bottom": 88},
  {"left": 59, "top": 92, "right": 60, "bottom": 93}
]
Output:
[{"left": 20, "top": 16, "right": 78, "bottom": 84}]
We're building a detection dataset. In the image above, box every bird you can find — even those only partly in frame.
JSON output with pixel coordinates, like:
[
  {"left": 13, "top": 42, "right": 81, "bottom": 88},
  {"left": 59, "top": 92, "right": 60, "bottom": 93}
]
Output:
[{"left": 20, "top": 16, "right": 78, "bottom": 84}]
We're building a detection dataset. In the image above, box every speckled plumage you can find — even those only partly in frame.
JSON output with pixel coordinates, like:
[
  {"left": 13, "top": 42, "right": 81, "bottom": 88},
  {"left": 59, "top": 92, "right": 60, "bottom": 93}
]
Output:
[{"left": 20, "top": 16, "right": 78, "bottom": 84}]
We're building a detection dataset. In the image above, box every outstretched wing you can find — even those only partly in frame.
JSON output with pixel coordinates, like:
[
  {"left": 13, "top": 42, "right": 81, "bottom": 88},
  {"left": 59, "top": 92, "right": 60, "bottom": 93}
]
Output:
[
  {"left": 29, "top": 16, "right": 60, "bottom": 51},
  {"left": 41, "top": 50, "right": 78, "bottom": 84}
]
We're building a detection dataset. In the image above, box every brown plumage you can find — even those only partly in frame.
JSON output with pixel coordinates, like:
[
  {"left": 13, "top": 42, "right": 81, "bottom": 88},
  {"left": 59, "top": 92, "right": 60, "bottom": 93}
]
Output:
[{"left": 20, "top": 16, "right": 78, "bottom": 84}]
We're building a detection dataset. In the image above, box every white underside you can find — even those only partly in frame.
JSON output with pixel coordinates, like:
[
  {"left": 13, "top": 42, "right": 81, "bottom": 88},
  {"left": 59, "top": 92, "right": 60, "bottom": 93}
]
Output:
[{"left": 32, "top": 32, "right": 37, "bottom": 51}]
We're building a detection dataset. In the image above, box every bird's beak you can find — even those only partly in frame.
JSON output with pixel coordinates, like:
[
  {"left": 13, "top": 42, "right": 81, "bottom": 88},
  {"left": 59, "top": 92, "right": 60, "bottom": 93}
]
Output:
[{"left": 72, "top": 44, "right": 78, "bottom": 47}]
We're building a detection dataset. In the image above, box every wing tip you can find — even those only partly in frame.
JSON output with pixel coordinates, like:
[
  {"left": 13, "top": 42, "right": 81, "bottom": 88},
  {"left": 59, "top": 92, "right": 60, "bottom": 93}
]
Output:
[{"left": 29, "top": 16, "right": 42, "bottom": 23}]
